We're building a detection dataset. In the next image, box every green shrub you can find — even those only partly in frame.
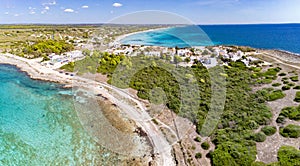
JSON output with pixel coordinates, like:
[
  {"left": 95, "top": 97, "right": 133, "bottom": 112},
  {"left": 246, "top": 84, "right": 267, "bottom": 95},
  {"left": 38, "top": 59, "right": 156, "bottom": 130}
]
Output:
[
  {"left": 290, "top": 76, "right": 299, "bottom": 82},
  {"left": 201, "top": 142, "right": 210, "bottom": 150},
  {"left": 282, "top": 85, "right": 291, "bottom": 91},
  {"left": 267, "top": 90, "right": 286, "bottom": 101},
  {"left": 295, "top": 92, "right": 300, "bottom": 102},
  {"left": 276, "top": 115, "right": 286, "bottom": 124},
  {"left": 278, "top": 72, "right": 287, "bottom": 76},
  {"left": 195, "top": 153, "right": 202, "bottom": 159},
  {"left": 251, "top": 132, "right": 267, "bottom": 142},
  {"left": 272, "top": 83, "right": 281, "bottom": 87},
  {"left": 211, "top": 142, "right": 257, "bottom": 166},
  {"left": 288, "top": 82, "right": 296, "bottom": 87},
  {"left": 277, "top": 146, "right": 300, "bottom": 166},
  {"left": 261, "top": 126, "right": 276, "bottom": 136},
  {"left": 294, "top": 86, "right": 300, "bottom": 90},
  {"left": 194, "top": 137, "right": 201, "bottom": 142},
  {"left": 280, "top": 124, "right": 300, "bottom": 138},
  {"left": 251, "top": 161, "right": 267, "bottom": 166},
  {"left": 280, "top": 106, "right": 300, "bottom": 121},
  {"left": 256, "top": 88, "right": 285, "bottom": 101}
]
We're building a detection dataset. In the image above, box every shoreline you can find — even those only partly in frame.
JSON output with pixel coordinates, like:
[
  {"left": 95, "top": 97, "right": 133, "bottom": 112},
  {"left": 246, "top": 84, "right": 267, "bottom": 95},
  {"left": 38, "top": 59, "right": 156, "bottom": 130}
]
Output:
[
  {"left": 0, "top": 53, "right": 175, "bottom": 165},
  {"left": 114, "top": 26, "right": 175, "bottom": 43}
]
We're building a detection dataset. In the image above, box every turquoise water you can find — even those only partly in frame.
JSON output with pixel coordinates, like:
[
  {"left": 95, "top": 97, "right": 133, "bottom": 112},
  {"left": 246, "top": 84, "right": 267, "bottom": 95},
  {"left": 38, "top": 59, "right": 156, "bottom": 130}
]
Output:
[
  {"left": 121, "top": 24, "right": 300, "bottom": 54},
  {"left": 0, "top": 64, "right": 120, "bottom": 165}
]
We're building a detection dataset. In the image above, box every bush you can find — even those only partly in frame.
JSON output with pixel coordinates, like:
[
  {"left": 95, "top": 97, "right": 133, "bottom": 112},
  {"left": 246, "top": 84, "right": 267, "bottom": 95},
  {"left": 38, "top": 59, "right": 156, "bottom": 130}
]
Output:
[
  {"left": 201, "top": 142, "right": 210, "bottom": 150},
  {"left": 280, "top": 124, "right": 300, "bottom": 138},
  {"left": 267, "top": 90, "right": 286, "bottom": 101},
  {"left": 211, "top": 142, "right": 257, "bottom": 166},
  {"left": 251, "top": 132, "right": 267, "bottom": 142},
  {"left": 261, "top": 126, "right": 277, "bottom": 136},
  {"left": 282, "top": 85, "right": 291, "bottom": 91},
  {"left": 295, "top": 92, "right": 300, "bottom": 102},
  {"left": 256, "top": 88, "right": 285, "bottom": 101},
  {"left": 277, "top": 146, "right": 300, "bottom": 166},
  {"left": 290, "top": 76, "right": 299, "bottom": 82},
  {"left": 288, "top": 82, "right": 296, "bottom": 87},
  {"left": 272, "top": 83, "right": 281, "bottom": 87},
  {"left": 294, "top": 86, "right": 300, "bottom": 90},
  {"left": 194, "top": 136, "right": 201, "bottom": 142},
  {"left": 278, "top": 72, "right": 287, "bottom": 76},
  {"left": 276, "top": 115, "right": 286, "bottom": 124},
  {"left": 195, "top": 153, "right": 202, "bottom": 159},
  {"left": 280, "top": 106, "right": 300, "bottom": 121}
]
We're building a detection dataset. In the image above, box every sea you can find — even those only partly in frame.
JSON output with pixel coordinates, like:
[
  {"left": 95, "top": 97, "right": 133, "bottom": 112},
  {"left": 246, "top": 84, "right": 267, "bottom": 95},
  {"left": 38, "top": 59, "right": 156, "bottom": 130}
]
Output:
[
  {"left": 0, "top": 64, "right": 121, "bottom": 165},
  {"left": 121, "top": 24, "right": 300, "bottom": 54}
]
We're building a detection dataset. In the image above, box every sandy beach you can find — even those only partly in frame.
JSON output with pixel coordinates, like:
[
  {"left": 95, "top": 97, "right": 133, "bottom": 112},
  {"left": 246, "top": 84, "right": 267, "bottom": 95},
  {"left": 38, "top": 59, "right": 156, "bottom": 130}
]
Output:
[{"left": 114, "top": 26, "right": 174, "bottom": 43}]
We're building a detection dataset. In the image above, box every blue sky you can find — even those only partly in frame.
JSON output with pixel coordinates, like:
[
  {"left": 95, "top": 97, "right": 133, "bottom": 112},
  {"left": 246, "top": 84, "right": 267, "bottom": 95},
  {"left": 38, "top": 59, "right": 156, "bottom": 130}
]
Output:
[{"left": 1, "top": 0, "right": 300, "bottom": 24}]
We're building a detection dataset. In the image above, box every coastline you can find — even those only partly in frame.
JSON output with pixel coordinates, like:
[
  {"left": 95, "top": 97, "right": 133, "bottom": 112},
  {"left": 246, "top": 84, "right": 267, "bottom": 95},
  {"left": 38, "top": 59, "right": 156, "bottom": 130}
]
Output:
[
  {"left": 0, "top": 53, "right": 175, "bottom": 166},
  {"left": 114, "top": 26, "right": 175, "bottom": 43}
]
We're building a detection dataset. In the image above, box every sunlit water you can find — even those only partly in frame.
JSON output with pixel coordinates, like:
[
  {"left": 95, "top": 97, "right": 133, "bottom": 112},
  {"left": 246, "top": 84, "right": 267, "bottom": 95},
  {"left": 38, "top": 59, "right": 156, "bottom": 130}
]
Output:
[
  {"left": 121, "top": 24, "right": 300, "bottom": 54},
  {"left": 0, "top": 64, "right": 121, "bottom": 165}
]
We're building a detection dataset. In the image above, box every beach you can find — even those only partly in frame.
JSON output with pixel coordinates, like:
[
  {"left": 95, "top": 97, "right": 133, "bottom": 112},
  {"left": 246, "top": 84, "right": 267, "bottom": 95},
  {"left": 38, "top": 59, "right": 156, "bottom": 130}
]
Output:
[{"left": 114, "top": 26, "right": 174, "bottom": 43}]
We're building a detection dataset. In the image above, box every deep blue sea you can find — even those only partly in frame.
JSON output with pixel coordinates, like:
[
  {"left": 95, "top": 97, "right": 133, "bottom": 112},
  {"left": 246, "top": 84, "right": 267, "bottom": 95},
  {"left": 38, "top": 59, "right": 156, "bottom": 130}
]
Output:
[
  {"left": 121, "top": 24, "right": 300, "bottom": 54},
  {"left": 0, "top": 64, "right": 119, "bottom": 165}
]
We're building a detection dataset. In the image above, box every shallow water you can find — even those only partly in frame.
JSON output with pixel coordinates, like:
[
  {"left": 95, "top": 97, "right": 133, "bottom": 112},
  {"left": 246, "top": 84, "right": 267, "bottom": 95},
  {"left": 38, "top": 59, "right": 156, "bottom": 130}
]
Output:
[{"left": 0, "top": 64, "right": 121, "bottom": 165}]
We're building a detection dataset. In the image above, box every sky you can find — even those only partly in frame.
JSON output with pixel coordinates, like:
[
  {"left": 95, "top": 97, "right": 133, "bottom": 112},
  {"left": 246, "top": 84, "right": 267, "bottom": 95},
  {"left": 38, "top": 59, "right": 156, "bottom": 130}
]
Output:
[{"left": 1, "top": 0, "right": 300, "bottom": 24}]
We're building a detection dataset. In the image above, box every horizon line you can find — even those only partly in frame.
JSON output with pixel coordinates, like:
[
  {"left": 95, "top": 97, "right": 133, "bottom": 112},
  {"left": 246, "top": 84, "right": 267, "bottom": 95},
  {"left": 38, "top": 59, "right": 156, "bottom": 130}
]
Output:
[{"left": 0, "top": 22, "right": 300, "bottom": 26}]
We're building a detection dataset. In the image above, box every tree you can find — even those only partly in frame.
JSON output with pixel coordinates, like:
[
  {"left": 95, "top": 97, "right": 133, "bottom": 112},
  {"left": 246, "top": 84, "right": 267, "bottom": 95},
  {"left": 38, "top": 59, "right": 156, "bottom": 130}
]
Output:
[
  {"left": 185, "top": 57, "right": 191, "bottom": 63},
  {"left": 174, "top": 55, "right": 182, "bottom": 65}
]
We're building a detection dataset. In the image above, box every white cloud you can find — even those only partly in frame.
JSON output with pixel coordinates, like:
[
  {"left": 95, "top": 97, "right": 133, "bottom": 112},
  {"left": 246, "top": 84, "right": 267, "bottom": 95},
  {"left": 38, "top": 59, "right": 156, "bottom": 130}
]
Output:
[
  {"left": 4, "top": 12, "right": 9, "bottom": 15},
  {"left": 64, "top": 8, "right": 74, "bottom": 13},
  {"left": 29, "top": 11, "right": 36, "bottom": 15},
  {"left": 45, "top": 6, "right": 50, "bottom": 10},
  {"left": 42, "top": 1, "right": 56, "bottom": 6},
  {"left": 14, "top": 14, "right": 19, "bottom": 17},
  {"left": 82, "top": 5, "right": 89, "bottom": 9},
  {"left": 112, "top": 3, "right": 123, "bottom": 7}
]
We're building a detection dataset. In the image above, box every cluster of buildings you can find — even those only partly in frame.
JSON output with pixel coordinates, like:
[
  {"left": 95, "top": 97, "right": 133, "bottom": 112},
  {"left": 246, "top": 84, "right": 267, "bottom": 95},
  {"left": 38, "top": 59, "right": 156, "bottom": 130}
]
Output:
[
  {"left": 106, "top": 43, "right": 259, "bottom": 68},
  {"left": 41, "top": 50, "right": 85, "bottom": 69},
  {"left": 40, "top": 36, "right": 260, "bottom": 70}
]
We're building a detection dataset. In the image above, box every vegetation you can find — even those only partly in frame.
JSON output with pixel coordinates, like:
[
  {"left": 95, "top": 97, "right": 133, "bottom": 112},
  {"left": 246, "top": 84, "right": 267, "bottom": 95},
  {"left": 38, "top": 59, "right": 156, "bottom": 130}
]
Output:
[
  {"left": 272, "top": 83, "right": 281, "bottom": 87},
  {"left": 279, "top": 105, "right": 300, "bottom": 121},
  {"left": 295, "top": 92, "right": 300, "bottom": 102},
  {"left": 277, "top": 146, "right": 300, "bottom": 166},
  {"left": 61, "top": 53, "right": 284, "bottom": 166},
  {"left": 282, "top": 85, "right": 291, "bottom": 91},
  {"left": 280, "top": 124, "right": 300, "bottom": 138},
  {"left": 194, "top": 137, "right": 201, "bottom": 142},
  {"left": 290, "top": 76, "right": 299, "bottom": 82},
  {"left": 211, "top": 141, "right": 257, "bottom": 166},
  {"left": 195, "top": 153, "right": 202, "bottom": 159},
  {"left": 201, "top": 142, "right": 210, "bottom": 150},
  {"left": 13, "top": 40, "right": 74, "bottom": 58},
  {"left": 294, "top": 85, "right": 300, "bottom": 90},
  {"left": 256, "top": 88, "right": 285, "bottom": 101},
  {"left": 261, "top": 126, "right": 277, "bottom": 136}
]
